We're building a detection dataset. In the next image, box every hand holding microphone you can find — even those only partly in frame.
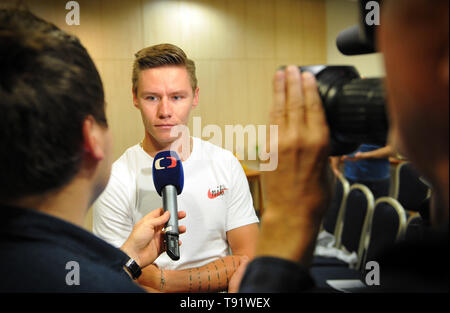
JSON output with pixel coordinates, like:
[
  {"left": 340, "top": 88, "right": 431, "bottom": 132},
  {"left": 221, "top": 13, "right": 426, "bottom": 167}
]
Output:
[
  {"left": 152, "top": 150, "right": 184, "bottom": 261},
  {"left": 120, "top": 207, "right": 186, "bottom": 269}
]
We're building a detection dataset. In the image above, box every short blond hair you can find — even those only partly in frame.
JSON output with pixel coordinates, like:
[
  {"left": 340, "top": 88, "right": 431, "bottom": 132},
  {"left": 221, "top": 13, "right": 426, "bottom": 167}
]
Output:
[{"left": 132, "top": 43, "right": 197, "bottom": 94}]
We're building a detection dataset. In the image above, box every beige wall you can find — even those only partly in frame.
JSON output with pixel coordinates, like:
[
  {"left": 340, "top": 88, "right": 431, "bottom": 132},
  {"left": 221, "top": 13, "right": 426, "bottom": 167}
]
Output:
[
  {"left": 5, "top": 0, "right": 327, "bottom": 230},
  {"left": 326, "top": 0, "right": 385, "bottom": 77}
]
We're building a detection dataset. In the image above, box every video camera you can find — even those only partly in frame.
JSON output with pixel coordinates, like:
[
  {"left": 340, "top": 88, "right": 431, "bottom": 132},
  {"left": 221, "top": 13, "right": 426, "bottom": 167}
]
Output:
[{"left": 300, "top": 0, "right": 386, "bottom": 156}]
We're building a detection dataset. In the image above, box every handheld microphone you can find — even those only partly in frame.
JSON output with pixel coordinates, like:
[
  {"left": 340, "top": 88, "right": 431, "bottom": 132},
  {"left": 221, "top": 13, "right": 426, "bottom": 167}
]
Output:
[{"left": 152, "top": 150, "right": 184, "bottom": 261}]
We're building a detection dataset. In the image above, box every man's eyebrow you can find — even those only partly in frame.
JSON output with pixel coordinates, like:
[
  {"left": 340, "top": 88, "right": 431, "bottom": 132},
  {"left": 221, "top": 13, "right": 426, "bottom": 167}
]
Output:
[
  {"left": 141, "top": 89, "right": 189, "bottom": 95},
  {"left": 140, "top": 91, "right": 160, "bottom": 96},
  {"left": 167, "top": 89, "right": 189, "bottom": 94},
  {"left": 140, "top": 90, "right": 190, "bottom": 96}
]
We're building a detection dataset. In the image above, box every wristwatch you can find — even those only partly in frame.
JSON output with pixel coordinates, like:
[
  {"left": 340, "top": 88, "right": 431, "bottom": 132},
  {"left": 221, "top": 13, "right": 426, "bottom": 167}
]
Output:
[{"left": 124, "top": 258, "right": 142, "bottom": 280}]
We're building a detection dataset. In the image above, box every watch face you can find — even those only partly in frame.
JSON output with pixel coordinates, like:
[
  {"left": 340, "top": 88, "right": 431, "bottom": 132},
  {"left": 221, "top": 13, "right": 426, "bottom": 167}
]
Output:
[{"left": 125, "top": 259, "right": 142, "bottom": 279}]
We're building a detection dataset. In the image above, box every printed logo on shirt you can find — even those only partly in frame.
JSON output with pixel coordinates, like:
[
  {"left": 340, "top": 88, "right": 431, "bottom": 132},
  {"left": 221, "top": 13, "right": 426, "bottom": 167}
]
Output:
[{"left": 208, "top": 185, "right": 228, "bottom": 199}]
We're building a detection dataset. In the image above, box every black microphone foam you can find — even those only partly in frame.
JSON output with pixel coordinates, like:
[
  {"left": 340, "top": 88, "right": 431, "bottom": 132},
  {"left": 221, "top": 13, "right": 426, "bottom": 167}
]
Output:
[{"left": 336, "top": 25, "right": 375, "bottom": 56}]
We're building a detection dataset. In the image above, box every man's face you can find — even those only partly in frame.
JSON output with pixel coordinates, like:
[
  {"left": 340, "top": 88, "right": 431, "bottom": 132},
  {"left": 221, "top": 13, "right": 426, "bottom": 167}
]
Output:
[
  {"left": 378, "top": 0, "right": 449, "bottom": 180},
  {"left": 133, "top": 65, "right": 198, "bottom": 147}
]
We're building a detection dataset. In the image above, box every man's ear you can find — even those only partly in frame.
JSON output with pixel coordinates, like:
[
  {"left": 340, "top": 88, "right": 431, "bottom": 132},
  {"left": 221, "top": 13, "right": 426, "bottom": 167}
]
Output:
[
  {"left": 82, "top": 115, "right": 105, "bottom": 161},
  {"left": 192, "top": 87, "right": 199, "bottom": 109},
  {"left": 132, "top": 87, "right": 139, "bottom": 109}
]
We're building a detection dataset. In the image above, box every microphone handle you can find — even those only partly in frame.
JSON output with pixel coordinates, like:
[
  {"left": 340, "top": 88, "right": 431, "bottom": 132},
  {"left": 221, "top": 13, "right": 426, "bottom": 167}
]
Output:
[{"left": 162, "top": 185, "right": 180, "bottom": 261}]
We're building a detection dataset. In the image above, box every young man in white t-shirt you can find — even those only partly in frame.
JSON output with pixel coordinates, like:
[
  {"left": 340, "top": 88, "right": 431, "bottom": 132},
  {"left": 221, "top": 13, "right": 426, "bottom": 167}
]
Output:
[{"left": 93, "top": 43, "right": 259, "bottom": 292}]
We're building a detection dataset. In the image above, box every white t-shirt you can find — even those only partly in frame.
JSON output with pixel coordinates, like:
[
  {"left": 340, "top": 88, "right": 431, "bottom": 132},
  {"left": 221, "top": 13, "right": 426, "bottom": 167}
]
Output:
[{"left": 93, "top": 137, "right": 259, "bottom": 270}]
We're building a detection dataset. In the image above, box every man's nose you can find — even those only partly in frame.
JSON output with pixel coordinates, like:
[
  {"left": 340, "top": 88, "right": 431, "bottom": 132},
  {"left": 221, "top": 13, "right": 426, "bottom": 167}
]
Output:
[{"left": 158, "top": 97, "right": 172, "bottom": 119}]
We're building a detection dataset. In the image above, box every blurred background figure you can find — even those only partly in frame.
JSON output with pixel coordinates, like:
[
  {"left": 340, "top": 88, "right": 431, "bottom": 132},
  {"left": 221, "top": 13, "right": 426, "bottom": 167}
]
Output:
[{"left": 330, "top": 144, "right": 394, "bottom": 198}]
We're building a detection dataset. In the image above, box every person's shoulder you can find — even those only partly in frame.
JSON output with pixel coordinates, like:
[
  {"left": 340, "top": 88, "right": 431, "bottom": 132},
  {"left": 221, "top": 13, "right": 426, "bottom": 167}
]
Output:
[
  {"left": 0, "top": 239, "right": 144, "bottom": 292},
  {"left": 0, "top": 256, "right": 144, "bottom": 292}
]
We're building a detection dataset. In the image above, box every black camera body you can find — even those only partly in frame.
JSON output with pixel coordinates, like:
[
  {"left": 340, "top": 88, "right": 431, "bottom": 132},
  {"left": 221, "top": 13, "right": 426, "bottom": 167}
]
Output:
[{"left": 300, "top": 65, "right": 387, "bottom": 156}]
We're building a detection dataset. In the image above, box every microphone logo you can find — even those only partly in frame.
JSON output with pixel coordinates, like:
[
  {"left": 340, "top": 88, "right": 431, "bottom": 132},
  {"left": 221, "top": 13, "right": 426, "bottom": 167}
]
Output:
[{"left": 154, "top": 156, "right": 177, "bottom": 170}]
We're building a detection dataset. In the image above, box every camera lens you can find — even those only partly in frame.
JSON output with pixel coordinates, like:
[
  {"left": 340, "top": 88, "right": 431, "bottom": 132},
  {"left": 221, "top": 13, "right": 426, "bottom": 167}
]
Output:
[{"left": 300, "top": 65, "right": 388, "bottom": 156}]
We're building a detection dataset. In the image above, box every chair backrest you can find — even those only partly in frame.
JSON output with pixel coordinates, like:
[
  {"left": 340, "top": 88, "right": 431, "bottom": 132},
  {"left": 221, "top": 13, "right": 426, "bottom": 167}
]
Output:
[
  {"left": 393, "top": 162, "right": 430, "bottom": 212},
  {"left": 322, "top": 175, "right": 350, "bottom": 246},
  {"left": 339, "top": 184, "right": 375, "bottom": 270},
  {"left": 363, "top": 197, "right": 407, "bottom": 267},
  {"left": 404, "top": 214, "right": 424, "bottom": 242}
]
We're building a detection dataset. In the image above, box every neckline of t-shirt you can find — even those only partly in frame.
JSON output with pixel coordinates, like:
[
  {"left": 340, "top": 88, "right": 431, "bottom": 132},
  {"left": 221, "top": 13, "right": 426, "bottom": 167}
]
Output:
[{"left": 137, "top": 137, "right": 200, "bottom": 166}]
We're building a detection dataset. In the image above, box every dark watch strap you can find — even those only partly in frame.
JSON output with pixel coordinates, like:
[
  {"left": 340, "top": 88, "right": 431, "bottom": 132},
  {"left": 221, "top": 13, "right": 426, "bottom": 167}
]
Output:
[{"left": 124, "top": 258, "right": 142, "bottom": 280}]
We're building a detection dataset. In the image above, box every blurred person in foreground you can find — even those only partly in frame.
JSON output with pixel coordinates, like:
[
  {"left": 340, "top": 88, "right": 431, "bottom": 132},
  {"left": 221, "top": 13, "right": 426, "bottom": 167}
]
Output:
[
  {"left": 0, "top": 8, "right": 185, "bottom": 292},
  {"left": 235, "top": 0, "right": 448, "bottom": 292}
]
